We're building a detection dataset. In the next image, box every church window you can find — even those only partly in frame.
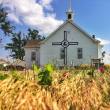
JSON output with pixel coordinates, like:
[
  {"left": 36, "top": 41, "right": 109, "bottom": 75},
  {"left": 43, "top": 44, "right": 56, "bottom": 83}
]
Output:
[
  {"left": 31, "top": 51, "right": 36, "bottom": 61},
  {"left": 60, "top": 48, "right": 65, "bottom": 59},
  {"left": 77, "top": 48, "right": 83, "bottom": 59}
]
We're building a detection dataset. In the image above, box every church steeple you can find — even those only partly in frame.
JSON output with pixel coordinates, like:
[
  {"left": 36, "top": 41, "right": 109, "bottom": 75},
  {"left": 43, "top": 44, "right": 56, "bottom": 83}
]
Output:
[{"left": 66, "top": 0, "right": 74, "bottom": 22}]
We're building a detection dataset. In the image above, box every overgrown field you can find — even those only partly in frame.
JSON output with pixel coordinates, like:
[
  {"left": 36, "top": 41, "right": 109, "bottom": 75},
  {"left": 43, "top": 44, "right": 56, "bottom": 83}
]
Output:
[{"left": 0, "top": 65, "right": 110, "bottom": 110}]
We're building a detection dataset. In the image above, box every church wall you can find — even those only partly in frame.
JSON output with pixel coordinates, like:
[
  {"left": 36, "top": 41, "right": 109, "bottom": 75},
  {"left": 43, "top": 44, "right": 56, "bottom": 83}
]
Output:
[{"left": 40, "top": 22, "right": 99, "bottom": 66}]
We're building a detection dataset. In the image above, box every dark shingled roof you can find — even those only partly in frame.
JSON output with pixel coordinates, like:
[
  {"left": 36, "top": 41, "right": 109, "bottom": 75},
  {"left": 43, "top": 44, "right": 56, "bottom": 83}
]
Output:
[{"left": 24, "top": 40, "right": 41, "bottom": 48}]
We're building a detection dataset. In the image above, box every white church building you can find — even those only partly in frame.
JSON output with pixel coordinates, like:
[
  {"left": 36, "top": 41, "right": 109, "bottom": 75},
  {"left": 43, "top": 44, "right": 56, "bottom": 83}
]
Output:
[{"left": 24, "top": 1, "right": 103, "bottom": 68}]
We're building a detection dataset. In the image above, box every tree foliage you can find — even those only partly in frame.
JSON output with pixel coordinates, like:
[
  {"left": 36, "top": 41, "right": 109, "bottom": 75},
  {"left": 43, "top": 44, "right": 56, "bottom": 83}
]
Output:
[
  {"left": 0, "top": 5, "right": 14, "bottom": 35},
  {"left": 26, "top": 28, "right": 45, "bottom": 40},
  {"left": 5, "top": 32, "right": 26, "bottom": 60}
]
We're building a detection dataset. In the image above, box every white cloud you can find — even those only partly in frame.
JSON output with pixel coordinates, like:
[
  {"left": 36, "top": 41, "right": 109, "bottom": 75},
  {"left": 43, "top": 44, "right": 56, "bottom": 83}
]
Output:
[
  {"left": 0, "top": 0, "right": 63, "bottom": 34},
  {"left": 103, "top": 53, "right": 110, "bottom": 64},
  {"left": 8, "top": 13, "right": 20, "bottom": 23},
  {"left": 39, "top": 0, "right": 53, "bottom": 11},
  {"left": 97, "top": 38, "right": 110, "bottom": 45},
  {"left": 39, "top": 0, "right": 52, "bottom": 6}
]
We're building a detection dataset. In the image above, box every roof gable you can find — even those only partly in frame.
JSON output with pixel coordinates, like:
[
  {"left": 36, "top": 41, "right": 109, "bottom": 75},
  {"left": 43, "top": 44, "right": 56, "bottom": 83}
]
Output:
[{"left": 42, "top": 21, "right": 100, "bottom": 44}]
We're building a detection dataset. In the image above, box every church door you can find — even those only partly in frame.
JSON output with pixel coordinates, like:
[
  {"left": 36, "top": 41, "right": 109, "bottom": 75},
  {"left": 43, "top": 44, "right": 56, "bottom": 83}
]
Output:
[{"left": 31, "top": 49, "right": 40, "bottom": 66}]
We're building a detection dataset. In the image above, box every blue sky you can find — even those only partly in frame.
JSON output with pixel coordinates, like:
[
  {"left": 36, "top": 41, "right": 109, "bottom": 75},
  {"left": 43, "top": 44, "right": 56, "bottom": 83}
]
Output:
[
  {"left": 53, "top": 0, "right": 110, "bottom": 42},
  {"left": 0, "top": 0, "right": 110, "bottom": 59}
]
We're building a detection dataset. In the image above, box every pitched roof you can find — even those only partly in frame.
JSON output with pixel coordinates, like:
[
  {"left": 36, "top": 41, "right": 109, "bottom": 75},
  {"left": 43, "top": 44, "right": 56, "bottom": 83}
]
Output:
[
  {"left": 42, "top": 20, "right": 101, "bottom": 44},
  {"left": 24, "top": 40, "right": 41, "bottom": 48}
]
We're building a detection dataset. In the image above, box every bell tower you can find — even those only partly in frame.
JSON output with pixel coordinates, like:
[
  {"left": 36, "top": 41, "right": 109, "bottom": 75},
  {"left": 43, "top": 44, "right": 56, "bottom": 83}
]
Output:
[{"left": 66, "top": 0, "right": 74, "bottom": 22}]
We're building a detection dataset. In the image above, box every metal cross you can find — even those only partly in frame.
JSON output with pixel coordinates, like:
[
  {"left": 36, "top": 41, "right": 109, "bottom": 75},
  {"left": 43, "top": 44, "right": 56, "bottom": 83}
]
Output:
[{"left": 52, "top": 31, "right": 78, "bottom": 65}]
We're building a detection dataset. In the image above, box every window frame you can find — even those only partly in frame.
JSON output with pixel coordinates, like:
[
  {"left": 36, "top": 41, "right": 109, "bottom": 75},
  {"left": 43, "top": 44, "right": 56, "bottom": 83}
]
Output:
[{"left": 77, "top": 48, "right": 83, "bottom": 59}]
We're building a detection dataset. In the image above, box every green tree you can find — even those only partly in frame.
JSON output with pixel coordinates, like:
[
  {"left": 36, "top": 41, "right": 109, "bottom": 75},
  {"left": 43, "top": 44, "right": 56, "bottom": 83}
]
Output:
[
  {"left": 26, "top": 28, "right": 45, "bottom": 40},
  {"left": 0, "top": 5, "right": 14, "bottom": 35},
  {"left": 5, "top": 29, "right": 44, "bottom": 60},
  {"left": 5, "top": 32, "right": 26, "bottom": 60}
]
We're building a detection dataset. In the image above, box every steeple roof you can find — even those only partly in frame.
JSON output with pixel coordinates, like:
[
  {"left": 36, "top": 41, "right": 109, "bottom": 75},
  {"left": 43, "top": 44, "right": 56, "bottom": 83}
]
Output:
[{"left": 66, "top": 0, "right": 74, "bottom": 21}]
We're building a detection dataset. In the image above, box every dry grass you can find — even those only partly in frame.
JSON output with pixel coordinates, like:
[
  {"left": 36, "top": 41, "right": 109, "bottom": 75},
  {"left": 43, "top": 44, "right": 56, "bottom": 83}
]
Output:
[{"left": 0, "top": 69, "right": 110, "bottom": 110}]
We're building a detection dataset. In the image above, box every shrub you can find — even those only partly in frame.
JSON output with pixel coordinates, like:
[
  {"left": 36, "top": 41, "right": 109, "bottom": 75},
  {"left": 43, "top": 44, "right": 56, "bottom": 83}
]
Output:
[
  {"left": 0, "top": 73, "right": 8, "bottom": 80},
  {"left": 33, "top": 64, "right": 53, "bottom": 86}
]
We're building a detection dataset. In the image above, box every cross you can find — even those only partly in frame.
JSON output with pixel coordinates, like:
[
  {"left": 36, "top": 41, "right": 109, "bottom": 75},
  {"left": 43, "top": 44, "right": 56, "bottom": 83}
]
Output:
[
  {"left": 52, "top": 31, "right": 78, "bottom": 65},
  {"left": 68, "top": 0, "right": 72, "bottom": 12}
]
